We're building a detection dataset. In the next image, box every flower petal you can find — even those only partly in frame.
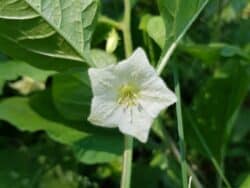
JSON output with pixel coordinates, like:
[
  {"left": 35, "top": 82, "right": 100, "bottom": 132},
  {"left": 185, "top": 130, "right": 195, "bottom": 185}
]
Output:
[
  {"left": 88, "top": 96, "right": 122, "bottom": 128},
  {"left": 139, "top": 76, "right": 177, "bottom": 118},
  {"left": 118, "top": 105, "right": 153, "bottom": 143},
  {"left": 88, "top": 65, "right": 120, "bottom": 100},
  {"left": 114, "top": 48, "right": 156, "bottom": 86}
]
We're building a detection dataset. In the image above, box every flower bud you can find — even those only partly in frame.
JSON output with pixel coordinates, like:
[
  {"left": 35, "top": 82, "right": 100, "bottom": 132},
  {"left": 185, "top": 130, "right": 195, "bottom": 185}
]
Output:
[{"left": 105, "top": 28, "right": 119, "bottom": 54}]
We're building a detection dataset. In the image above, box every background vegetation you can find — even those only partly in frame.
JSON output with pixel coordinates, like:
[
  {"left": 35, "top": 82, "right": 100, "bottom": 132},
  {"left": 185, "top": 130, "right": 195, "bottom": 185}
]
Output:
[{"left": 0, "top": 0, "right": 249, "bottom": 187}]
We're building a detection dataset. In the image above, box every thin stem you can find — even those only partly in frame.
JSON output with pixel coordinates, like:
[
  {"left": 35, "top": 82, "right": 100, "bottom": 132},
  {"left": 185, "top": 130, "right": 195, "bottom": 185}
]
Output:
[
  {"left": 121, "top": 136, "right": 133, "bottom": 188},
  {"left": 122, "top": 0, "right": 133, "bottom": 56},
  {"left": 188, "top": 176, "right": 193, "bottom": 188},
  {"left": 120, "top": 0, "right": 134, "bottom": 188},
  {"left": 174, "top": 66, "right": 188, "bottom": 188},
  {"left": 156, "top": 42, "right": 178, "bottom": 75},
  {"left": 99, "top": 16, "right": 122, "bottom": 30}
]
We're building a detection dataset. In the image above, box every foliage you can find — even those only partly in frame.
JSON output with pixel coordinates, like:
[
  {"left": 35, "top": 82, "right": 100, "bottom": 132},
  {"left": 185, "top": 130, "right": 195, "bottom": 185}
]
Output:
[{"left": 0, "top": 0, "right": 250, "bottom": 187}]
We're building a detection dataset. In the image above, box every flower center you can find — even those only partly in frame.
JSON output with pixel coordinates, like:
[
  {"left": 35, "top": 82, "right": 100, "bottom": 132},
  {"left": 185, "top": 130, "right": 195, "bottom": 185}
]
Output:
[{"left": 118, "top": 84, "right": 139, "bottom": 106}]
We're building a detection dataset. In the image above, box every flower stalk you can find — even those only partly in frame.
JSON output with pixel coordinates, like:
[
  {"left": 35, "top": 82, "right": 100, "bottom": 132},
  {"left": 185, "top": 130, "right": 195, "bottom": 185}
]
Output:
[
  {"left": 121, "top": 0, "right": 133, "bottom": 187},
  {"left": 122, "top": 0, "right": 133, "bottom": 57},
  {"left": 99, "top": 16, "right": 122, "bottom": 30},
  {"left": 120, "top": 135, "right": 133, "bottom": 188}
]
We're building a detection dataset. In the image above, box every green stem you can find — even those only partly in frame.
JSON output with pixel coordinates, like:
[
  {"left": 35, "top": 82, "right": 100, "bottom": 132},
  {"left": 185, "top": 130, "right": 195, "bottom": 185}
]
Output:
[
  {"left": 99, "top": 16, "right": 122, "bottom": 30},
  {"left": 120, "top": 0, "right": 134, "bottom": 188},
  {"left": 188, "top": 176, "right": 193, "bottom": 188},
  {"left": 121, "top": 136, "right": 134, "bottom": 188},
  {"left": 122, "top": 0, "right": 133, "bottom": 56},
  {"left": 174, "top": 66, "right": 188, "bottom": 188},
  {"left": 156, "top": 42, "right": 178, "bottom": 75}
]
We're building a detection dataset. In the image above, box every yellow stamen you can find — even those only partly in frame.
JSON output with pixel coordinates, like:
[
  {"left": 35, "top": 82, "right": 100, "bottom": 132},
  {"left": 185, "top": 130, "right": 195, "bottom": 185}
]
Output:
[{"left": 118, "top": 84, "right": 139, "bottom": 106}]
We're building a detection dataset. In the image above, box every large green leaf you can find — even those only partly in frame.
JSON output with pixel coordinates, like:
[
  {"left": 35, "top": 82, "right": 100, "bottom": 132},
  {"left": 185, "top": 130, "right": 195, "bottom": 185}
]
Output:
[
  {"left": 0, "top": 60, "right": 55, "bottom": 95},
  {"left": 185, "top": 62, "right": 250, "bottom": 161},
  {"left": 0, "top": 92, "right": 123, "bottom": 164},
  {"left": 157, "top": 0, "right": 208, "bottom": 58},
  {"left": 52, "top": 69, "right": 92, "bottom": 121},
  {"left": 232, "top": 109, "right": 250, "bottom": 142},
  {"left": 51, "top": 50, "right": 117, "bottom": 121},
  {"left": 91, "top": 49, "right": 117, "bottom": 68},
  {"left": 0, "top": 0, "right": 99, "bottom": 71}
]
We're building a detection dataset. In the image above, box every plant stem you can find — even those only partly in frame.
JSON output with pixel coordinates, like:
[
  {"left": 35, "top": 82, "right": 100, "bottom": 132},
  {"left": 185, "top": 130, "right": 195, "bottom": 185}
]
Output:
[
  {"left": 156, "top": 42, "right": 178, "bottom": 75},
  {"left": 120, "top": 0, "right": 134, "bottom": 188},
  {"left": 122, "top": 0, "right": 133, "bottom": 56},
  {"left": 121, "top": 136, "right": 134, "bottom": 188},
  {"left": 188, "top": 176, "right": 193, "bottom": 188},
  {"left": 174, "top": 66, "right": 188, "bottom": 188},
  {"left": 99, "top": 16, "right": 122, "bottom": 30}
]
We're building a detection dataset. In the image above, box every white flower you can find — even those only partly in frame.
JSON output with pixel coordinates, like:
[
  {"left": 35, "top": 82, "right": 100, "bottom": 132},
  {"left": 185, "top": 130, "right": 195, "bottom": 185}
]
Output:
[{"left": 88, "top": 48, "right": 177, "bottom": 143}]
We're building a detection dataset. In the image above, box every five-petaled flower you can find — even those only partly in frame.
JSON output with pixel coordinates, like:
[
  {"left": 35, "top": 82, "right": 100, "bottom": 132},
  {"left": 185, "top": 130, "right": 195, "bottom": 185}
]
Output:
[{"left": 88, "top": 48, "right": 177, "bottom": 143}]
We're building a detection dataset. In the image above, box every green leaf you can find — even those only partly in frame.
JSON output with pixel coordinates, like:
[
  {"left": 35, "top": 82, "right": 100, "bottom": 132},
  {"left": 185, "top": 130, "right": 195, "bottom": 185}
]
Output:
[
  {"left": 0, "top": 92, "right": 123, "bottom": 164},
  {"left": 146, "top": 16, "right": 165, "bottom": 49},
  {"left": 232, "top": 109, "right": 250, "bottom": 142},
  {"left": 155, "top": 0, "right": 209, "bottom": 74},
  {"left": 158, "top": 0, "right": 208, "bottom": 51},
  {"left": 185, "top": 62, "right": 250, "bottom": 161},
  {"left": 52, "top": 69, "right": 92, "bottom": 121},
  {"left": 238, "top": 174, "right": 250, "bottom": 188},
  {"left": 51, "top": 50, "right": 116, "bottom": 121},
  {"left": 180, "top": 43, "right": 250, "bottom": 64},
  {"left": 91, "top": 49, "right": 117, "bottom": 68},
  {"left": 0, "top": 96, "right": 87, "bottom": 145},
  {"left": 0, "top": 60, "right": 55, "bottom": 95},
  {"left": 0, "top": 0, "right": 99, "bottom": 71}
]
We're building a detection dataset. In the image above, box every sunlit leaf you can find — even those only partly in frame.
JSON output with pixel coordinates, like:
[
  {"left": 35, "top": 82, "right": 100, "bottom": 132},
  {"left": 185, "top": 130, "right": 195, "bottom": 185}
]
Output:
[
  {"left": 0, "top": 0, "right": 99, "bottom": 71},
  {"left": 146, "top": 16, "right": 165, "bottom": 49},
  {"left": 0, "top": 92, "right": 123, "bottom": 164}
]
